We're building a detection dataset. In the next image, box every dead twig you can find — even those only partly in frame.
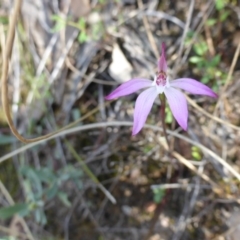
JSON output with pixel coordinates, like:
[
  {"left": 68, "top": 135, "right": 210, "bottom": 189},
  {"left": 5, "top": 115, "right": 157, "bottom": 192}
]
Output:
[
  {"left": 174, "top": 0, "right": 195, "bottom": 70},
  {"left": 137, "top": 0, "right": 159, "bottom": 59},
  {"left": 210, "top": 40, "right": 240, "bottom": 121},
  {"left": 0, "top": 121, "right": 238, "bottom": 183}
]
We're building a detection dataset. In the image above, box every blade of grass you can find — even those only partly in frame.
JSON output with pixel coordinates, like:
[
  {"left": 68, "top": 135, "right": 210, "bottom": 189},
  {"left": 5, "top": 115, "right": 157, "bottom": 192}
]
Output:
[
  {"left": 0, "top": 180, "right": 35, "bottom": 240},
  {"left": 209, "top": 40, "right": 240, "bottom": 129},
  {"left": 186, "top": 95, "right": 240, "bottom": 132},
  {"left": 1, "top": 121, "right": 239, "bottom": 182},
  {"left": 137, "top": 0, "right": 159, "bottom": 59},
  {"left": 64, "top": 139, "right": 116, "bottom": 204}
]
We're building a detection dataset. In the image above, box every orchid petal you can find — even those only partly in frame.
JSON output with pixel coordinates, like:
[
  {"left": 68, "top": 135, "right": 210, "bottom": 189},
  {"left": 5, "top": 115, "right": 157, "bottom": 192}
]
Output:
[
  {"left": 164, "top": 87, "right": 188, "bottom": 130},
  {"left": 132, "top": 87, "right": 158, "bottom": 135},
  {"left": 158, "top": 42, "right": 167, "bottom": 72},
  {"left": 105, "top": 78, "right": 152, "bottom": 100},
  {"left": 170, "top": 78, "right": 218, "bottom": 98}
]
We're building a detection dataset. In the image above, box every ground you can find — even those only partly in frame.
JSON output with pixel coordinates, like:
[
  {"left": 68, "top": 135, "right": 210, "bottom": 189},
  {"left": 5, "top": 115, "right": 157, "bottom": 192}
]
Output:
[{"left": 0, "top": 0, "right": 240, "bottom": 240}]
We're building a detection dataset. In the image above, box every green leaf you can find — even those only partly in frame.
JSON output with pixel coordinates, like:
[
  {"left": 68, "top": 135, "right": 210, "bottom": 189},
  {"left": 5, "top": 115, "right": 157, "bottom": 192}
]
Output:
[
  {"left": 143, "top": 145, "right": 152, "bottom": 154},
  {"left": 51, "top": 15, "right": 66, "bottom": 32},
  {"left": 51, "top": 22, "right": 65, "bottom": 33},
  {"left": 191, "top": 146, "right": 202, "bottom": 161},
  {"left": 189, "top": 56, "right": 203, "bottom": 64},
  {"left": 23, "top": 180, "right": 35, "bottom": 202},
  {"left": 220, "top": 10, "right": 230, "bottom": 21},
  {"left": 215, "top": 70, "right": 222, "bottom": 77},
  {"left": 206, "top": 18, "right": 217, "bottom": 26},
  {"left": 215, "top": 0, "right": 225, "bottom": 10},
  {"left": 0, "top": 203, "right": 29, "bottom": 220},
  {"left": 153, "top": 188, "right": 165, "bottom": 204},
  {"left": 78, "top": 31, "right": 88, "bottom": 43},
  {"left": 61, "top": 165, "right": 83, "bottom": 179},
  {"left": 193, "top": 42, "right": 208, "bottom": 56},
  {"left": 34, "top": 208, "right": 47, "bottom": 225},
  {"left": 192, "top": 151, "right": 201, "bottom": 160},
  {"left": 0, "top": 237, "right": 18, "bottom": 240},
  {"left": 0, "top": 16, "right": 8, "bottom": 24},
  {"left": 20, "top": 167, "right": 43, "bottom": 197},
  {"left": 35, "top": 168, "right": 56, "bottom": 183},
  {"left": 51, "top": 15, "right": 64, "bottom": 22},
  {"left": 0, "top": 135, "right": 16, "bottom": 145},
  {"left": 91, "top": 22, "right": 104, "bottom": 40},
  {"left": 201, "top": 76, "right": 210, "bottom": 84},
  {"left": 210, "top": 54, "right": 221, "bottom": 67},
  {"left": 45, "top": 182, "right": 58, "bottom": 199},
  {"left": 71, "top": 108, "right": 81, "bottom": 121},
  {"left": 78, "top": 17, "right": 86, "bottom": 30},
  {"left": 57, "top": 192, "right": 71, "bottom": 207},
  {"left": 212, "top": 84, "right": 219, "bottom": 92}
]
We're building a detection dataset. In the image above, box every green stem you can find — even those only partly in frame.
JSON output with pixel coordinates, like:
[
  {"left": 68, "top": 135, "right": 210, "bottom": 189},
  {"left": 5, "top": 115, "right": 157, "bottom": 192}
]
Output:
[{"left": 159, "top": 94, "right": 170, "bottom": 148}]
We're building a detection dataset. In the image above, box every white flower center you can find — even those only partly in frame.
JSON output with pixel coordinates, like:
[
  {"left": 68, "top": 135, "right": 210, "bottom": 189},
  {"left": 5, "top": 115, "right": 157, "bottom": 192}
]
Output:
[{"left": 152, "top": 70, "right": 170, "bottom": 94}]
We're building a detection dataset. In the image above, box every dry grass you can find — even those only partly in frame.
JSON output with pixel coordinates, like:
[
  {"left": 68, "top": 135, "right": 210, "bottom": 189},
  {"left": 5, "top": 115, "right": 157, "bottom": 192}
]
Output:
[{"left": 0, "top": 0, "right": 240, "bottom": 239}]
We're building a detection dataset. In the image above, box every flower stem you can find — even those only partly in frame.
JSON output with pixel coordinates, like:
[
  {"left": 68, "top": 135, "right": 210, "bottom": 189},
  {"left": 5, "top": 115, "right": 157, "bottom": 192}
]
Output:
[{"left": 159, "top": 94, "right": 170, "bottom": 148}]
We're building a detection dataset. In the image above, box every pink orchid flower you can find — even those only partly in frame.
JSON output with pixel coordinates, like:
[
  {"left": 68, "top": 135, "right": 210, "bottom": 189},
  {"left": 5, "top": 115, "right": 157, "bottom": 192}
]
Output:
[{"left": 105, "top": 43, "right": 217, "bottom": 135}]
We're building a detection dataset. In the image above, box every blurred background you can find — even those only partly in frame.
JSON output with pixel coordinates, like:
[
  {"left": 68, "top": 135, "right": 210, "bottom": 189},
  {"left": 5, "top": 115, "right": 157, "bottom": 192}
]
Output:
[{"left": 0, "top": 0, "right": 240, "bottom": 239}]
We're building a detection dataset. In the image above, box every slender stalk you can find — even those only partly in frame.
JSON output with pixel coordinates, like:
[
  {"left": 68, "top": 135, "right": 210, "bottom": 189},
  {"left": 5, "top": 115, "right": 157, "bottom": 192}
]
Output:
[{"left": 159, "top": 94, "right": 170, "bottom": 148}]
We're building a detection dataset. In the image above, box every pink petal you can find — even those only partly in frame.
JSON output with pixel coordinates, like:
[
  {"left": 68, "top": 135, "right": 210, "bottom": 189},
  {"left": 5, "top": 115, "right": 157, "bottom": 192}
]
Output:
[
  {"left": 158, "top": 42, "right": 167, "bottom": 72},
  {"left": 170, "top": 78, "right": 218, "bottom": 98},
  {"left": 105, "top": 78, "right": 152, "bottom": 100},
  {"left": 132, "top": 87, "right": 158, "bottom": 135},
  {"left": 164, "top": 87, "right": 188, "bottom": 130}
]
